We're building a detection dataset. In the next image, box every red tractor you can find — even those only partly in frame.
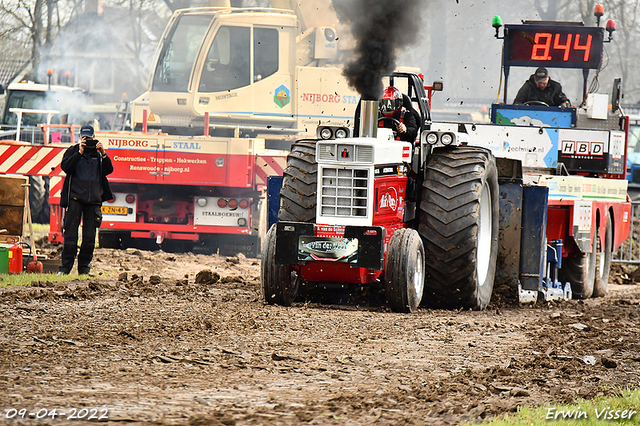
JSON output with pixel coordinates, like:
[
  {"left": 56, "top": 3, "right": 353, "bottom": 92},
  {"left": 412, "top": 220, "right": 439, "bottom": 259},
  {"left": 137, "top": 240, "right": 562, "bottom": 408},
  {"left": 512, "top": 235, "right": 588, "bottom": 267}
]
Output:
[{"left": 262, "top": 72, "right": 500, "bottom": 312}]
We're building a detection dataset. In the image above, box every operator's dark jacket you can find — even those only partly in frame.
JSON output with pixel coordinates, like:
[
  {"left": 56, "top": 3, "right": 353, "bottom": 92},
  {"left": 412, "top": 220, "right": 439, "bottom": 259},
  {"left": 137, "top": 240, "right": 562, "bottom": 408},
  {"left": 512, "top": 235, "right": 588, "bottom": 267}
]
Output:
[
  {"left": 60, "top": 144, "right": 114, "bottom": 208},
  {"left": 514, "top": 75, "right": 569, "bottom": 107},
  {"left": 381, "top": 107, "right": 418, "bottom": 142},
  {"left": 353, "top": 97, "right": 419, "bottom": 143}
]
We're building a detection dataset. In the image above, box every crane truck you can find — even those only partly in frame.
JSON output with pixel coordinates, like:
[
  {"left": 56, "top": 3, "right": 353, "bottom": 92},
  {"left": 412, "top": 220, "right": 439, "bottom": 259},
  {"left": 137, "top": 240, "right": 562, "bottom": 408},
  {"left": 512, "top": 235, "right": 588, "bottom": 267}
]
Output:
[
  {"left": 0, "top": 1, "right": 360, "bottom": 256},
  {"left": 129, "top": 1, "right": 359, "bottom": 150},
  {"left": 262, "top": 8, "right": 632, "bottom": 311}
]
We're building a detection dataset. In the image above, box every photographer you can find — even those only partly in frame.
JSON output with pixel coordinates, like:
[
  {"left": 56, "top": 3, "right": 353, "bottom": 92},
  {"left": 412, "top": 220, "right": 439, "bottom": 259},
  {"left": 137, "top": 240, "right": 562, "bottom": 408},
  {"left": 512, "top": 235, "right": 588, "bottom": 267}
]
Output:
[{"left": 58, "top": 125, "right": 113, "bottom": 276}]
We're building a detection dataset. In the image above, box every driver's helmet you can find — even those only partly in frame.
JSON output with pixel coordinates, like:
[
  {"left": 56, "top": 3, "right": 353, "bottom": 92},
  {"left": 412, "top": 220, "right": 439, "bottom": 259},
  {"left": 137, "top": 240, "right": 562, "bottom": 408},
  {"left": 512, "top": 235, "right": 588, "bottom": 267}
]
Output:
[{"left": 379, "top": 86, "right": 403, "bottom": 117}]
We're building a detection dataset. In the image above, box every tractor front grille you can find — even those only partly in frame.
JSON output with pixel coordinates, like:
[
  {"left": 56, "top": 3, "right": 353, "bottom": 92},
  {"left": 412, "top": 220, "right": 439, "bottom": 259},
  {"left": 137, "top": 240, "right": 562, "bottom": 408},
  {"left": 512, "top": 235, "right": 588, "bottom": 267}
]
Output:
[{"left": 320, "top": 167, "right": 369, "bottom": 217}]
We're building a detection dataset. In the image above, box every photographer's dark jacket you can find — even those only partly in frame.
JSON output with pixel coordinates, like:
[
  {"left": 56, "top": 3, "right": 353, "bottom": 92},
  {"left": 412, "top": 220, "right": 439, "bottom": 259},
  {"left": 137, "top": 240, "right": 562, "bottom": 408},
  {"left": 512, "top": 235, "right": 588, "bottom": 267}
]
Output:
[{"left": 60, "top": 144, "right": 114, "bottom": 207}]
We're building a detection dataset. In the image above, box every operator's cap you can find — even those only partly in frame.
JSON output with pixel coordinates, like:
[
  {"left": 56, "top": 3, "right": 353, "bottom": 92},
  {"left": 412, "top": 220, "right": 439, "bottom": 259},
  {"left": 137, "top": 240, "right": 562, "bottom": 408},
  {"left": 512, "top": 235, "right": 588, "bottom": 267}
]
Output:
[
  {"left": 80, "top": 125, "right": 94, "bottom": 137},
  {"left": 534, "top": 67, "right": 549, "bottom": 82}
]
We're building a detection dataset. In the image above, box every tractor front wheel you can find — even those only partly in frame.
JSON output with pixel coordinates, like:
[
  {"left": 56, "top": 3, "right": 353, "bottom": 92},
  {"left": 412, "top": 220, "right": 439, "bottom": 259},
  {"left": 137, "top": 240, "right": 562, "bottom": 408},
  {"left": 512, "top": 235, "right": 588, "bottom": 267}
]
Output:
[
  {"left": 261, "top": 224, "right": 299, "bottom": 306},
  {"left": 384, "top": 228, "right": 425, "bottom": 313}
]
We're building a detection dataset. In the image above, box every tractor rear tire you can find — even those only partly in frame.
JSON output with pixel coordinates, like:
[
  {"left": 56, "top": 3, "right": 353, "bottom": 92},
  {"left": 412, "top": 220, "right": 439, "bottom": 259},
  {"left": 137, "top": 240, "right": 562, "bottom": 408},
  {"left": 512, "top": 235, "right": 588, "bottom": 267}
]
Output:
[
  {"left": 559, "top": 233, "right": 597, "bottom": 300},
  {"left": 261, "top": 224, "right": 299, "bottom": 306},
  {"left": 278, "top": 139, "right": 318, "bottom": 223},
  {"left": 418, "top": 147, "right": 499, "bottom": 310},
  {"left": 592, "top": 214, "right": 613, "bottom": 298},
  {"left": 384, "top": 228, "right": 425, "bottom": 313}
]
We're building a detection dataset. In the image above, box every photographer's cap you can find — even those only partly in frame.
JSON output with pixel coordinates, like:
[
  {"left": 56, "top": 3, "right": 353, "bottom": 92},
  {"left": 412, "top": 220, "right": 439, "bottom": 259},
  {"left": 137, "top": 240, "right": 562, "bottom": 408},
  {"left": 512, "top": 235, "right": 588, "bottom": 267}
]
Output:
[
  {"left": 534, "top": 67, "right": 549, "bottom": 82},
  {"left": 80, "top": 125, "right": 94, "bottom": 137}
]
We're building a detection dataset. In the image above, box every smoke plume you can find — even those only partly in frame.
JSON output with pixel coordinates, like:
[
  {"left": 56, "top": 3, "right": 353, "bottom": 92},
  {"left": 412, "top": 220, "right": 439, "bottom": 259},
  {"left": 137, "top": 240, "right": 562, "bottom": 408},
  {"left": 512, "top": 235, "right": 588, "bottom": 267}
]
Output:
[{"left": 334, "top": 0, "right": 423, "bottom": 100}]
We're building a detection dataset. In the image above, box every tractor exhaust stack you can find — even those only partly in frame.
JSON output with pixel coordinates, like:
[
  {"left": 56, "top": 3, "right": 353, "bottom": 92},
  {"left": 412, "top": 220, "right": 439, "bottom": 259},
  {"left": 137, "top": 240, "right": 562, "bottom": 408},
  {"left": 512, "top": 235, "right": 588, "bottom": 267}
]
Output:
[{"left": 359, "top": 100, "right": 378, "bottom": 138}]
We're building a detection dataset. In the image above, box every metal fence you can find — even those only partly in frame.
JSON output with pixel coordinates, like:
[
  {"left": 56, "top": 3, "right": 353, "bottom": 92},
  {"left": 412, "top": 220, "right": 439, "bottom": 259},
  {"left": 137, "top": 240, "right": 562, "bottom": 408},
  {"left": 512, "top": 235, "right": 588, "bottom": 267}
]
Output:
[
  {"left": 0, "top": 124, "right": 77, "bottom": 144},
  {"left": 613, "top": 201, "right": 640, "bottom": 264}
]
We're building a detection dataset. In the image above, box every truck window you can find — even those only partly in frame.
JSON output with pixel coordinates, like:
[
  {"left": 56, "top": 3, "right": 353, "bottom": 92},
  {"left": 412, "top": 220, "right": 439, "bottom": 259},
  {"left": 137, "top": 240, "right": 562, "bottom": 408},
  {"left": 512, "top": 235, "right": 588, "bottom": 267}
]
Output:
[
  {"left": 3, "top": 91, "right": 46, "bottom": 126},
  {"left": 199, "top": 26, "right": 251, "bottom": 93},
  {"left": 254, "top": 28, "right": 279, "bottom": 82},
  {"left": 630, "top": 124, "right": 640, "bottom": 153},
  {"left": 152, "top": 14, "right": 212, "bottom": 92}
]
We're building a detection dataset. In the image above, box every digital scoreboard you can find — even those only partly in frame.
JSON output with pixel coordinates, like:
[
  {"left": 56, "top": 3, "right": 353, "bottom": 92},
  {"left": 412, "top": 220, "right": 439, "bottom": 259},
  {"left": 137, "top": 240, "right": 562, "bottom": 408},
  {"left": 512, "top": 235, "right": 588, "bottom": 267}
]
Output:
[{"left": 504, "top": 24, "right": 604, "bottom": 69}]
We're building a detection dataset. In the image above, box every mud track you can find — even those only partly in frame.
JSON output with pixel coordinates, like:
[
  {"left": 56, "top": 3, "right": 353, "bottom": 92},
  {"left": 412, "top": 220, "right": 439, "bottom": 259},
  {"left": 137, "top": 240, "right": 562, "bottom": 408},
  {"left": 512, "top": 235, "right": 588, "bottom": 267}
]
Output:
[{"left": 1, "top": 248, "right": 640, "bottom": 425}]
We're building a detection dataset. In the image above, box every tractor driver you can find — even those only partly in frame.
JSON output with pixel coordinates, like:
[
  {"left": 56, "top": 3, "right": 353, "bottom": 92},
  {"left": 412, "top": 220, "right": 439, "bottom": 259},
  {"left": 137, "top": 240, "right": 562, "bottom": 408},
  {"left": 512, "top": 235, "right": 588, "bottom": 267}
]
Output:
[
  {"left": 378, "top": 86, "right": 418, "bottom": 142},
  {"left": 513, "top": 67, "right": 570, "bottom": 108}
]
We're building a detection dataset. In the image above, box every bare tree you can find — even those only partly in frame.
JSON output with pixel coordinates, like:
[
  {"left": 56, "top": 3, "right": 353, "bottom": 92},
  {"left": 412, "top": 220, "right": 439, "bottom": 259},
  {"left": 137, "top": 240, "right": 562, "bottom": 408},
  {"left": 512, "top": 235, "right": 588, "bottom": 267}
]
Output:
[
  {"left": 0, "top": 0, "right": 85, "bottom": 79},
  {"left": 600, "top": 0, "right": 640, "bottom": 101},
  {"left": 533, "top": 0, "right": 573, "bottom": 20}
]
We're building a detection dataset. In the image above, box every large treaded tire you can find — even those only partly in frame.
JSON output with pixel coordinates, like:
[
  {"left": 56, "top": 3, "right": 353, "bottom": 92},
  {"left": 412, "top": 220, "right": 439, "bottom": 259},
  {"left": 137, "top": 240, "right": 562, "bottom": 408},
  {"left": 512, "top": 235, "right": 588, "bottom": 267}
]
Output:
[
  {"left": 261, "top": 224, "right": 299, "bottom": 306},
  {"left": 592, "top": 214, "right": 613, "bottom": 298},
  {"left": 418, "top": 147, "right": 499, "bottom": 310},
  {"left": 278, "top": 139, "right": 318, "bottom": 222},
  {"left": 559, "top": 231, "right": 597, "bottom": 299},
  {"left": 384, "top": 228, "right": 425, "bottom": 313}
]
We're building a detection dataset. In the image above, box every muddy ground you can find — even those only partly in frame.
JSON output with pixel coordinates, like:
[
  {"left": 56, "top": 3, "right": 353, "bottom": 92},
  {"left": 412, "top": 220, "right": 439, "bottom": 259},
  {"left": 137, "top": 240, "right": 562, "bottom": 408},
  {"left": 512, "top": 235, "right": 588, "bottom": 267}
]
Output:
[{"left": 1, "top": 248, "right": 640, "bottom": 425}]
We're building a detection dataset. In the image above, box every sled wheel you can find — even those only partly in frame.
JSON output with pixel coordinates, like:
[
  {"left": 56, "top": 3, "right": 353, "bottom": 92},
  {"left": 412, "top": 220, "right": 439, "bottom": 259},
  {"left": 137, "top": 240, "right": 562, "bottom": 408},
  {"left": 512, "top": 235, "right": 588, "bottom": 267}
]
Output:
[
  {"left": 593, "top": 214, "right": 613, "bottom": 298},
  {"left": 261, "top": 224, "right": 299, "bottom": 306},
  {"left": 559, "top": 234, "right": 596, "bottom": 300},
  {"left": 384, "top": 228, "right": 425, "bottom": 313},
  {"left": 419, "top": 147, "right": 499, "bottom": 310},
  {"left": 278, "top": 140, "right": 318, "bottom": 223}
]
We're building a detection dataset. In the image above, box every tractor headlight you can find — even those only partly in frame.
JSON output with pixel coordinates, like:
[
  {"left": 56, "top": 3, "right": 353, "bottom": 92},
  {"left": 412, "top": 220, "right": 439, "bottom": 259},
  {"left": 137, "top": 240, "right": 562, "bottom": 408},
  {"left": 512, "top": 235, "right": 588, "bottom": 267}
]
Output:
[
  {"left": 335, "top": 128, "right": 348, "bottom": 139},
  {"left": 320, "top": 127, "right": 333, "bottom": 140},
  {"left": 426, "top": 132, "right": 439, "bottom": 145},
  {"left": 441, "top": 133, "right": 454, "bottom": 146}
]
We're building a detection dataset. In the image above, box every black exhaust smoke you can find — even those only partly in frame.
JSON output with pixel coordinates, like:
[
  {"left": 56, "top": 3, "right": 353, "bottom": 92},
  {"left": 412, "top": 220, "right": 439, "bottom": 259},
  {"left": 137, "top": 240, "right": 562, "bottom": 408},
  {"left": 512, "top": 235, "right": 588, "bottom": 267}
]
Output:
[{"left": 334, "top": 0, "right": 423, "bottom": 100}]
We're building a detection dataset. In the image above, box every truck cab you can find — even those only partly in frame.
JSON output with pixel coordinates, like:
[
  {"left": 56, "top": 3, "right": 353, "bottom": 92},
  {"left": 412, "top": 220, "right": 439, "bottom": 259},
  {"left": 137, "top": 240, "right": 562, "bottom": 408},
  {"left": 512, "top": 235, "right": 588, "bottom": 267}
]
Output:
[{"left": 132, "top": 7, "right": 359, "bottom": 149}]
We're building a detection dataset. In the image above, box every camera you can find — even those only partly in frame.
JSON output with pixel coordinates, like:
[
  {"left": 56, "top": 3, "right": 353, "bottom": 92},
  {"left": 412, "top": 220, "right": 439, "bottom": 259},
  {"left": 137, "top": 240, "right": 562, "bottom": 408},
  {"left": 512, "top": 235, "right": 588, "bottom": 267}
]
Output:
[{"left": 84, "top": 137, "right": 97, "bottom": 148}]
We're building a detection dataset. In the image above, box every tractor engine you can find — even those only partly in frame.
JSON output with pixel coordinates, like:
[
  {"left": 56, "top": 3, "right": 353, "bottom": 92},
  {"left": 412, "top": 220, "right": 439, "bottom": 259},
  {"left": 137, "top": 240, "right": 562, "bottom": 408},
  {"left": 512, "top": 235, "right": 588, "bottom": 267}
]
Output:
[{"left": 315, "top": 100, "right": 412, "bottom": 228}]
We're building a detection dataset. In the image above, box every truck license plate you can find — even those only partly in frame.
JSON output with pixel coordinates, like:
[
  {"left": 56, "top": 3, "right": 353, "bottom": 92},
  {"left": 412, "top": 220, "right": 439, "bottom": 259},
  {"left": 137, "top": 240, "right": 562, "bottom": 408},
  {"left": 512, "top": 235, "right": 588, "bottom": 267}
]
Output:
[
  {"left": 101, "top": 205, "right": 128, "bottom": 215},
  {"left": 298, "top": 236, "right": 358, "bottom": 262}
]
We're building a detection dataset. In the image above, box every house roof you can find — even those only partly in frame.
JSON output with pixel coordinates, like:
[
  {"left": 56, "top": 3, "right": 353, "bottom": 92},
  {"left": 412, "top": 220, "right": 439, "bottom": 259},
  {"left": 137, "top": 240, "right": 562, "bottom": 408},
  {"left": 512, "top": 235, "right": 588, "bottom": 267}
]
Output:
[{"left": 0, "top": 58, "right": 29, "bottom": 88}]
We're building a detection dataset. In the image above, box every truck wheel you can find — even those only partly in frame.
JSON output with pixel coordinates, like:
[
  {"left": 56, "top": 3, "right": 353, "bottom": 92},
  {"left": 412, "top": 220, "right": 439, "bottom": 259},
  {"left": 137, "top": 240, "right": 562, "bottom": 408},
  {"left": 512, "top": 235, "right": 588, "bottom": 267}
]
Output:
[
  {"left": 29, "top": 176, "right": 50, "bottom": 224},
  {"left": 593, "top": 214, "right": 613, "bottom": 298},
  {"left": 419, "top": 147, "right": 499, "bottom": 310},
  {"left": 261, "top": 224, "right": 299, "bottom": 305},
  {"left": 559, "top": 233, "right": 597, "bottom": 299},
  {"left": 99, "top": 232, "right": 128, "bottom": 249},
  {"left": 384, "top": 228, "right": 425, "bottom": 313},
  {"left": 278, "top": 139, "right": 317, "bottom": 222}
]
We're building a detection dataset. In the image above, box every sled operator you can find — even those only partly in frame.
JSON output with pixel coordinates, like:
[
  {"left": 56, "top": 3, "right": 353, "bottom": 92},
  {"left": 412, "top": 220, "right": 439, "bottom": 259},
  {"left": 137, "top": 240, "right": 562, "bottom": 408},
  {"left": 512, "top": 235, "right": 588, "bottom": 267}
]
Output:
[{"left": 513, "top": 67, "right": 571, "bottom": 108}]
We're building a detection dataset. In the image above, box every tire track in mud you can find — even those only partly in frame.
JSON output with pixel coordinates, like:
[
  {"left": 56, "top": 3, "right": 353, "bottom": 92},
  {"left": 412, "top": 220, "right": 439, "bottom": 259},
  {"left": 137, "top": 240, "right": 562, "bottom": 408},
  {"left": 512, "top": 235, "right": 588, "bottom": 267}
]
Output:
[{"left": 1, "top": 248, "right": 639, "bottom": 425}]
